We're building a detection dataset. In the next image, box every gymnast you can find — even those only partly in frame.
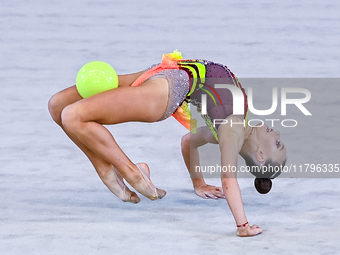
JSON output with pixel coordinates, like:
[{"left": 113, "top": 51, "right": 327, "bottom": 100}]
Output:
[{"left": 48, "top": 51, "right": 286, "bottom": 237}]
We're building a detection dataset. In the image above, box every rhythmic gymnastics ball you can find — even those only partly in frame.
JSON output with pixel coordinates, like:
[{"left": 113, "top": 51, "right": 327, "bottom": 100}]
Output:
[
  {"left": 76, "top": 61, "right": 118, "bottom": 98},
  {"left": 254, "top": 178, "right": 272, "bottom": 194}
]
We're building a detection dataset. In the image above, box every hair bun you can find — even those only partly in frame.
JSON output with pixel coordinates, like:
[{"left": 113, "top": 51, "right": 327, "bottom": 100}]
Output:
[{"left": 254, "top": 178, "right": 272, "bottom": 194}]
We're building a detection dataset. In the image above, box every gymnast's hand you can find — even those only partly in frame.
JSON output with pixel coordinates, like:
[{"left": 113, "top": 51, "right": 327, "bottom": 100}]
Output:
[
  {"left": 236, "top": 224, "right": 263, "bottom": 237},
  {"left": 194, "top": 184, "right": 225, "bottom": 199}
]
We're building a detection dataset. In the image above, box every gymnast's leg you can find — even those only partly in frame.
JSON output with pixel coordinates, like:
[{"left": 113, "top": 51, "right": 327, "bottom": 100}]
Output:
[
  {"left": 48, "top": 72, "right": 144, "bottom": 203},
  {"left": 58, "top": 77, "right": 168, "bottom": 200}
]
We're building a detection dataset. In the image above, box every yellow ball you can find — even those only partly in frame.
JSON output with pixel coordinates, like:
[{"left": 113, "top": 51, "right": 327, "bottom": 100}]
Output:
[{"left": 76, "top": 61, "right": 118, "bottom": 98}]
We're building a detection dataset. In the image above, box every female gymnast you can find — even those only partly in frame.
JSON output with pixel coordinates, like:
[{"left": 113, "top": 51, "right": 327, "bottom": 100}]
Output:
[{"left": 48, "top": 51, "right": 286, "bottom": 237}]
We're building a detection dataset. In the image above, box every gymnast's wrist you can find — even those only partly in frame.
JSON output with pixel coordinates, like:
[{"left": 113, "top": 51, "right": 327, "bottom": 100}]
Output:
[
  {"left": 192, "top": 178, "right": 206, "bottom": 189},
  {"left": 236, "top": 222, "right": 249, "bottom": 228}
]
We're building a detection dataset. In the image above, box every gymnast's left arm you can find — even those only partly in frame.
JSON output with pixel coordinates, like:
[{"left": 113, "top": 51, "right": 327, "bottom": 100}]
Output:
[{"left": 218, "top": 120, "right": 263, "bottom": 236}]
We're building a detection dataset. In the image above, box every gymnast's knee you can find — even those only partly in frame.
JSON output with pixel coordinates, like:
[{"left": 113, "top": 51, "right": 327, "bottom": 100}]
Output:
[
  {"left": 48, "top": 93, "right": 64, "bottom": 125},
  {"left": 61, "top": 104, "right": 83, "bottom": 132}
]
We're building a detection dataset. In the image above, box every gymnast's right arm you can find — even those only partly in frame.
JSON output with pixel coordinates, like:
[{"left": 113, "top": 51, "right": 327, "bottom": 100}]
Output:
[{"left": 181, "top": 126, "right": 225, "bottom": 199}]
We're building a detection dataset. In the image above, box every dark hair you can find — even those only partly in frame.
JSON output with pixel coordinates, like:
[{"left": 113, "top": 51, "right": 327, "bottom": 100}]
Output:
[
  {"left": 254, "top": 178, "right": 272, "bottom": 194},
  {"left": 244, "top": 156, "right": 286, "bottom": 179}
]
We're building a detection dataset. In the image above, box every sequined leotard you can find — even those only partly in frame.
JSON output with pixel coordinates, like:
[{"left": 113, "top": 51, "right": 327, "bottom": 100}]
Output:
[
  {"left": 144, "top": 60, "right": 248, "bottom": 140},
  {"left": 131, "top": 54, "right": 248, "bottom": 140},
  {"left": 146, "top": 68, "right": 190, "bottom": 121}
]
